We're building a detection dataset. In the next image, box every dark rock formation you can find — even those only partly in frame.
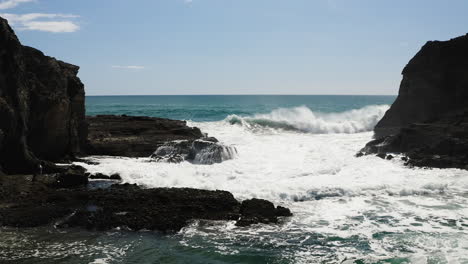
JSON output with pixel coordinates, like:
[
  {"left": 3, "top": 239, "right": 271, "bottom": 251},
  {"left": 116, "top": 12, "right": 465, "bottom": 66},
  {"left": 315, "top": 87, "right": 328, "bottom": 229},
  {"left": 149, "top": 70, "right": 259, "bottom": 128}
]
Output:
[
  {"left": 362, "top": 109, "right": 468, "bottom": 169},
  {"left": 86, "top": 115, "right": 205, "bottom": 157},
  {"left": 361, "top": 34, "right": 468, "bottom": 170},
  {"left": 236, "top": 198, "right": 293, "bottom": 227},
  {"left": 375, "top": 34, "right": 468, "bottom": 138},
  {"left": 0, "top": 17, "right": 86, "bottom": 174},
  {"left": 0, "top": 174, "right": 292, "bottom": 231},
  {"left": 150, "top": 138, "right": 237, "bottom": 165}
]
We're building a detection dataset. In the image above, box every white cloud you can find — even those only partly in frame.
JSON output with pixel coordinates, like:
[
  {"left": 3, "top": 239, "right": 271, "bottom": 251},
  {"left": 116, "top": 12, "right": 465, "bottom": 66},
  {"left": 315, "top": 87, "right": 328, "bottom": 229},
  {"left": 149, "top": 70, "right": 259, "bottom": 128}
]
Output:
[
  {"left": 1, "top": 13, "right": 80, "bottom": 32},
  {"left": 111, "top": 65, "right": 145, "bottom": 70},
  {"left": 184, "top": 0, "right": 193, "bottom": 3},
  {"left": 0, "top": 0, "right": 34, "bottom": 10}
]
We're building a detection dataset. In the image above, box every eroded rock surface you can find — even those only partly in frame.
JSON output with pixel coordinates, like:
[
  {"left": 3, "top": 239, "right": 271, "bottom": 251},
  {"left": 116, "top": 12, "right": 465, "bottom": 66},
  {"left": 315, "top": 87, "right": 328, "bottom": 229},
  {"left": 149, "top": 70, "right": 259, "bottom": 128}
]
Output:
[
  {"left": 0, "top": 171, "right": 292, "bottom": 231},
  {"left": 86, "top": 115, "right": 205, "bottom": 157}
]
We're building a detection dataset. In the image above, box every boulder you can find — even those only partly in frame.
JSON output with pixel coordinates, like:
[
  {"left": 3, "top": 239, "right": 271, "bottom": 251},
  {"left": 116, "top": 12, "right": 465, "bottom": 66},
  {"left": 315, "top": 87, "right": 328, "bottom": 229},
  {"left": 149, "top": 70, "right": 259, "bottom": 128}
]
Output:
[{"left": 235, "top": 198, "right": 292, "bottom": 227}]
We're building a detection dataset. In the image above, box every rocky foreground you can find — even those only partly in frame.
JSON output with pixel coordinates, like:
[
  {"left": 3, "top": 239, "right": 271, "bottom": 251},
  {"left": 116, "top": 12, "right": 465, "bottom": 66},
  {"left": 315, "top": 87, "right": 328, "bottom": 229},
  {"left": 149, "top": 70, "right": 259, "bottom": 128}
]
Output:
[
  {"left": 361, "top": 34, "right": 468, "bottom": 170},
  {"left": 0, "top": 16, "right": 292, "bottom": 232},
  {"left": 0, "top": 166, "right": 292, "bottom": 231}
]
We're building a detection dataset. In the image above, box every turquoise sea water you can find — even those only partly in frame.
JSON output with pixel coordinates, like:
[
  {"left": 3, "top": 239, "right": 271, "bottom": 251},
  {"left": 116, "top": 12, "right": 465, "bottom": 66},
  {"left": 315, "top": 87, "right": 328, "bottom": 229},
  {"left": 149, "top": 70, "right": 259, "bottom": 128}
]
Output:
[
  {"left": 3, "top": 95, "right": 468, "bottom": 264},
  {"left": 86, "top": 95, "right": 396, "bottom": 121}
]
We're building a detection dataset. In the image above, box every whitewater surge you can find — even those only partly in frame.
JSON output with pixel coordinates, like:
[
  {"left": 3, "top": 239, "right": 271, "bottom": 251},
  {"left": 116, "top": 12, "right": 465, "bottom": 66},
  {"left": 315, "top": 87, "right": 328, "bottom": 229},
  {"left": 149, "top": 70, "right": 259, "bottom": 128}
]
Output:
[
  {"left": 75, "top": 105, "right": 468, "bottom": 263},
  {"left": 226, "top": 105, "right": 389, "bottom": 134}
]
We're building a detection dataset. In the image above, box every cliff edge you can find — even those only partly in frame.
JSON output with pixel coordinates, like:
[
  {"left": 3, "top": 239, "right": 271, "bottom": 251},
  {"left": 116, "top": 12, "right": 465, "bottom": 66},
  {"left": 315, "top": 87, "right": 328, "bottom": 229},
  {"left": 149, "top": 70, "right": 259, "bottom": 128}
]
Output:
[
  {"left": 375, "top": 34, "right": 468, "bottom": 138},
  {"left": 362, "top": 34, "right": 468, "bottom": 169},
  {"left": 0, "top": 17, "right": 87, "bottom": 174}
]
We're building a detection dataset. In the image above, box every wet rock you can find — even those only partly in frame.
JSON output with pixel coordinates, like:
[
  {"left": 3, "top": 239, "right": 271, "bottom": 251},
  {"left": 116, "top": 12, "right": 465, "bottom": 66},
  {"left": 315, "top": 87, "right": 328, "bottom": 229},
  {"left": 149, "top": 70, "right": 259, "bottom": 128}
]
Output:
[
  {"left": 236, "top": 198, "right": 292, "bottom": 227},
  {"left": 276, "top": 206, "right": 293, "bottom": 217},
  {"left": 386, "top": 155, "right": 394, "bottom": 160},
  {"left": 355, "top": 152, "right": 364, "bottom": 158},
  {"left": 151, "top": 139, "right": 237, "bottom": 165},
  {"left": 109, "top": 173, "right": 121, "bottom": 180},
  {"left": 53, "top": 166, "right": 88, "bottom": 188},
  {"left": 376, "top": 153, "right": 387, "bottom": 159},
  {"left": 88, "top": 173, "right": 121, "bottom": 181},
  {"left": 0, "top": 176, "right": 292, "bottom": 232},
  {"left": 86, "top": 115, "right": 204, "bottom": 157}
]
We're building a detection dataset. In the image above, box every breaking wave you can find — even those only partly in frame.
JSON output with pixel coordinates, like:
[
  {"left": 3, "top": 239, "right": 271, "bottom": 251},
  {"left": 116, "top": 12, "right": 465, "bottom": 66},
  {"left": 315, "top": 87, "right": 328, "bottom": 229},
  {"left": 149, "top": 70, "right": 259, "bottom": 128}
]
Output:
[{"left": 225, "top": 105, "right": 389, "bottom": 134}]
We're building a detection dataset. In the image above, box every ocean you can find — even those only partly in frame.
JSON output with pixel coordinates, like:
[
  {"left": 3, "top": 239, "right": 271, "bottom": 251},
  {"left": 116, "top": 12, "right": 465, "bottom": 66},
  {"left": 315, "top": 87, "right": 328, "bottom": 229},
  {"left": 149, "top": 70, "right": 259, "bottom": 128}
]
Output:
[{"left": 2, "top": 95, "right": 468, "bottom": 264}]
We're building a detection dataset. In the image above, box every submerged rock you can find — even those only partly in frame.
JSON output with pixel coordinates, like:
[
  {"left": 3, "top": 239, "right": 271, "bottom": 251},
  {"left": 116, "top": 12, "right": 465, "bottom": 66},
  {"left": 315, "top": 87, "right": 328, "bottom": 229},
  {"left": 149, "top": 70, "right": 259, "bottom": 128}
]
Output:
[{"left": 150, "top": 139, "right": 237, "bottom": 165}]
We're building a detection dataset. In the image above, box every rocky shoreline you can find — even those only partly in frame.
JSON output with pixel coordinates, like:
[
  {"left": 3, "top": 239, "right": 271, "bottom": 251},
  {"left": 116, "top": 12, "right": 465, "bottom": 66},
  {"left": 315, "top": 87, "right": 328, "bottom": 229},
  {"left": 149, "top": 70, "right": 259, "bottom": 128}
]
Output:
[
  {"left": 0, "top": 16, "right": 292, "bottom": 232},
  {"left": 0, "top": 172, "right": 291, "bottom": 232},
  {"left": 359, "top": 34, "right": 468, "bottom": 170}
]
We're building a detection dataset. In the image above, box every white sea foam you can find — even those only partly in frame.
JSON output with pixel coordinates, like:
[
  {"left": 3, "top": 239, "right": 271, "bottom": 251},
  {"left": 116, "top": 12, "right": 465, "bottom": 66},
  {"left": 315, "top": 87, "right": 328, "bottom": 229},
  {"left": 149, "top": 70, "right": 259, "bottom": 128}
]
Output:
[
  {"left": 75, "top": 105, "right": 468, "bottom": 262},
  {"left": 226, "top": 105, "right": 389, "bottom": 134}
]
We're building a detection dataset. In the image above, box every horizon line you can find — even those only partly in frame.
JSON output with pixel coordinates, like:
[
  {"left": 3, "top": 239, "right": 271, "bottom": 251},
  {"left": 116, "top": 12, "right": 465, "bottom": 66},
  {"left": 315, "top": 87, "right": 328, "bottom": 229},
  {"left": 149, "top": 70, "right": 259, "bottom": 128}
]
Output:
[{"left": 85, "top": 94, "right": 397, "bottom": 97}]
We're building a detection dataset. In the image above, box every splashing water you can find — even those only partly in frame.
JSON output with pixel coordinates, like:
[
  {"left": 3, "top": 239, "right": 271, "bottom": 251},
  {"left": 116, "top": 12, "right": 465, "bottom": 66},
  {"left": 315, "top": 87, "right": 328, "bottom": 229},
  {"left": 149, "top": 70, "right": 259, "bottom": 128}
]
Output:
[
  {"left": 226, "top": 105, "right": 389, "bottom": 134},
  {"left": 2, "top": 99, "right": 468, "bottom": 264}
]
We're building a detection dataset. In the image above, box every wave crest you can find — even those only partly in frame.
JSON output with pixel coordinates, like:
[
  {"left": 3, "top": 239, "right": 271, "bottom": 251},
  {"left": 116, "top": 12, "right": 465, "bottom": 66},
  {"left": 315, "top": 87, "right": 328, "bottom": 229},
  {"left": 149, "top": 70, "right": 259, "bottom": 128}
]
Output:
[{"left": 225, "top": 105, "right": 389, "bottom": 134}]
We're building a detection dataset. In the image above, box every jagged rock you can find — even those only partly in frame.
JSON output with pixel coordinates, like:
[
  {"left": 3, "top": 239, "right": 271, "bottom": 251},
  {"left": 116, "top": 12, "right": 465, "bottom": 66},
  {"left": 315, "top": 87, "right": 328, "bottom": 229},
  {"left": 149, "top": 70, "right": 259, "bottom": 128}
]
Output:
[
  {"left": 0, "top": 17, "right": 86, "bottom": 174},
  {"left": 374, "top": 34, "right": 468, "bottom": 138},
  {"left": 86, "top": 115, "right": 204, "bottom": 157},
  {"left": 363, "top": 110, "right": 468, "bottom": 169},
  {"left": 361, "top": 34, "right": 468, "bottom": 170},
  {"left": 150, "top": 139, "right": 237, "bottom": 165}
]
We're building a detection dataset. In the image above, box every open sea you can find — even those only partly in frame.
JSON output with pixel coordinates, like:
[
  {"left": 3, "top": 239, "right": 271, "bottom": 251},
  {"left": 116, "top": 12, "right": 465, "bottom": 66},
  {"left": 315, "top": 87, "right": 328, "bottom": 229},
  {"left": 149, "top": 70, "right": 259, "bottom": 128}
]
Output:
[{"left": 2, "top": 95, "right": 468, "bottom": 264}]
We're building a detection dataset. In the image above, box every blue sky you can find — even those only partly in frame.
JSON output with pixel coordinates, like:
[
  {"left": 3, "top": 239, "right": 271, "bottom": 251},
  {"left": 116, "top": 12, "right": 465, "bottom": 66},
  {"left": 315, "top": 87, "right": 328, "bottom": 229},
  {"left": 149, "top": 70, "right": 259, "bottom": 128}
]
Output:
[{"left": 1, "top": 0, "right": 468, "bottom": 95}]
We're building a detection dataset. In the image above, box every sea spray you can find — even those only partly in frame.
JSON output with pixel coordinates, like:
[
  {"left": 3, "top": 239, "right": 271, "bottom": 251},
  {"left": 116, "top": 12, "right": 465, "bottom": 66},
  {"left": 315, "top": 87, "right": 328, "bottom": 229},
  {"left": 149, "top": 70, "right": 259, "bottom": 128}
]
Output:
[
  {"left": 71, "top": 102, "right": 468, "bottom": 263},
  {"left": 226, "top": 105, "right": 389, "bottom": 134}
]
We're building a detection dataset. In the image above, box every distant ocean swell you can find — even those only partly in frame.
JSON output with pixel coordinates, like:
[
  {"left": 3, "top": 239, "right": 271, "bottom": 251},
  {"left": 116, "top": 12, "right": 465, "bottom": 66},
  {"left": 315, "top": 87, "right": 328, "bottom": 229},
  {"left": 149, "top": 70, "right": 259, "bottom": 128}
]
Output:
[{"left": 225, "top": 105, "right": 389, "bottom": 134}]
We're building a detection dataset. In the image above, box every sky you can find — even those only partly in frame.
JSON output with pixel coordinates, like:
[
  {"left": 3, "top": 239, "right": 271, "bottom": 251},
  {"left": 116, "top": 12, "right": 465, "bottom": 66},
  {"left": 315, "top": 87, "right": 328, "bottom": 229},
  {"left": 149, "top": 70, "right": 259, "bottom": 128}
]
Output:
[{"left": 1, "top": 0, "right": 468, "bottom": 95}]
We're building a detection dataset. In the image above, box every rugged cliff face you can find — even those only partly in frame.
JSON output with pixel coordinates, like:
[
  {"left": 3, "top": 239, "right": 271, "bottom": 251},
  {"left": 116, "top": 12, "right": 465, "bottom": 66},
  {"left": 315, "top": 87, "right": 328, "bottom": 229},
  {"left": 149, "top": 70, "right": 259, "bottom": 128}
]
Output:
[
  {"left": 375, "top": 34, "right": 468, "bottom": 138},
  {"left": 0, "top": 17, "right": 86, "bottom": 174},
  {"left": 362, "top": 34, "right": 468, "bottom": 169}
]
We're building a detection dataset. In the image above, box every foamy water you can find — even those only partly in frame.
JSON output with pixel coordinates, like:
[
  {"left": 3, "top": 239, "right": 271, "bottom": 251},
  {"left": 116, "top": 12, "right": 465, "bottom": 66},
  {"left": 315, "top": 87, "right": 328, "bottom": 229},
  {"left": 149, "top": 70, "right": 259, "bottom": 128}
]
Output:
[{"left": 73, "top": 105, "right": 468, "bottom": 263}]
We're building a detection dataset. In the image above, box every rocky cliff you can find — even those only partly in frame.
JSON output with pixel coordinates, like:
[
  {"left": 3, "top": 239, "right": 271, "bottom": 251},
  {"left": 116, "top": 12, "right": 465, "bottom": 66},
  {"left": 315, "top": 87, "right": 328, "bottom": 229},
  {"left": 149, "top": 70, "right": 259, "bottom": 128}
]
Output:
[
  {"left": 0, "top": 17, "right": 86, "bottom": 174},
  {"left": 375, "top": 34, "right": 468, "bottom": 138},
  {"left": 362, "top": 34, "right": 468, "bottom": 169}
]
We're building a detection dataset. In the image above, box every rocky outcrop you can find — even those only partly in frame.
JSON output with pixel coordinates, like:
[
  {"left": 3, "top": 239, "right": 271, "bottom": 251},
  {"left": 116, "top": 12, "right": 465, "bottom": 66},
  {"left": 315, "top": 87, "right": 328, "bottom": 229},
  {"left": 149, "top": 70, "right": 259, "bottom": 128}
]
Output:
[
  {"left": 362, "top": 34, "right": 468, "bottom": 169},
  {"left": 362, "top": 109, "right": 468, "bottom": 169},
  {"left": 150, "top": 138, "right": 237, "bottom": 164},
  {"left": 86, "top": 115, "right": 205, "bottom": 157},
  {"left": 0, "top": 17, "right": 86, "bottom": 174},
  {"left": 374, "top": 34, "right": 468, "bottom": 138},
  {"left": 0, "top": 173, "right": 292, "bottom": 231}
]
